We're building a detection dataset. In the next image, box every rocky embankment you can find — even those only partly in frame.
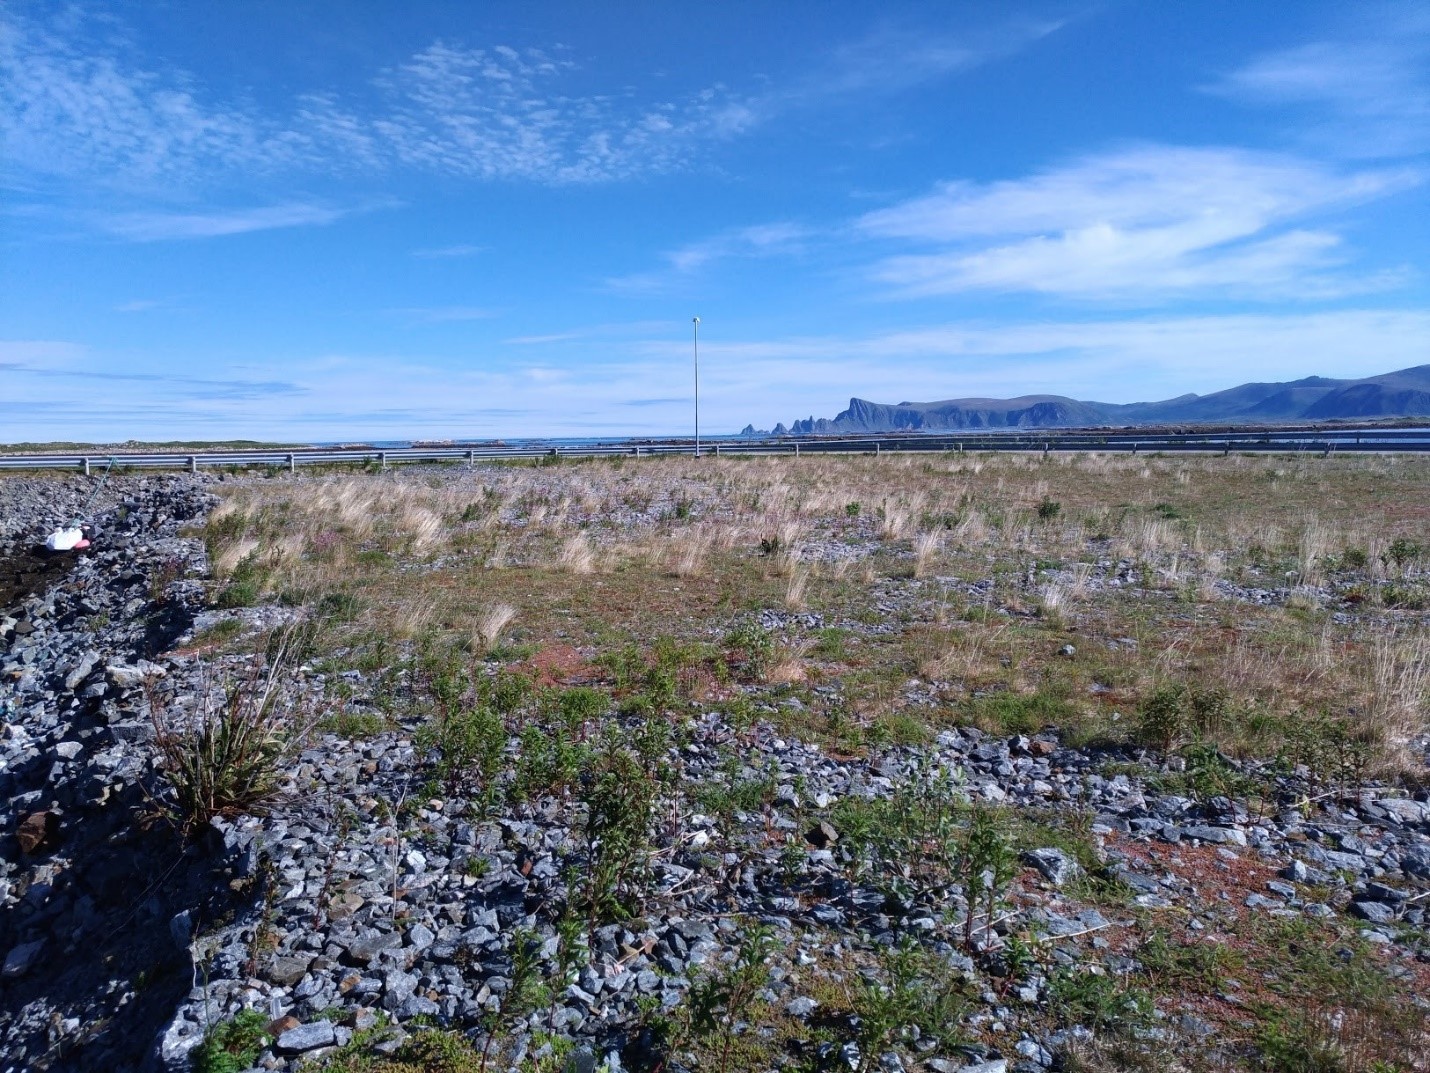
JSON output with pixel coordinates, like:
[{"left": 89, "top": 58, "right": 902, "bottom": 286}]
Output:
[
  {"left": 1, "top": 474, "right": 236, "bottom": 1072},
  {"left": 2, "top": 475, "right": 1428, "bottom": 1072}
]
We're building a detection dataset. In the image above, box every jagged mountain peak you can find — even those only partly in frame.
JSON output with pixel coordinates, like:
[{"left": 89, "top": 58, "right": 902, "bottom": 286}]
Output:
[{"left": 741, "top": 365, "right": 1430, "bottom": 435}]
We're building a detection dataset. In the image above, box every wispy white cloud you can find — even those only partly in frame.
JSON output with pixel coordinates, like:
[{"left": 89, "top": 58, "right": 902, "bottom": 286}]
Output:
[
  {"left": 113, "top": 298, "right": 165, "bottom": 312},
  {"left": 0, "top": 9, "right": 1062, "bottom": 195},
  {"left": 0, "top": 13, "right": 759, "bottom": 189},
  {"left": 858, "top": 146, "right": 1418, "bottom": 299},
  {"left": 797, "top": 18, "right": 1065, "bottom": 100},
  {"left": 96, "top": 202, "right": 350, "bottom": 241},
  {"left": 605, "top": 222, "right": 810, "bottom": 294},
  {"left": 503, "top": 320, "right": 674, "bottom": 345},
  {"left": 1207, "top": 7, "right": 1430, "bottom": 158},
  {"left": 411, "top": 243, "right": 485, "bottom": 259},
  {"left": 385, "top": 305, "right": 496, "bottom": 323}
]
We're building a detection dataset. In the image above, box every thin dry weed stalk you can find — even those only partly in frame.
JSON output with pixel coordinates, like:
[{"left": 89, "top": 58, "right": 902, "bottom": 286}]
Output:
[
  {"left": 880, "top": 503, "right": 911, "bottom": 540},
  {"left": 485, "top": 540, "right": 510, "bottom": 569},
  {"left": 401, "top": 505, "right": 445, "bottom": 551}
]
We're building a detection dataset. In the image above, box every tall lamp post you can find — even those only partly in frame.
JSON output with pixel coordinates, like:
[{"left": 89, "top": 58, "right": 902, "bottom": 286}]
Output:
[{"left": 692, "top": 316, "right": 701, "bottom": 458}]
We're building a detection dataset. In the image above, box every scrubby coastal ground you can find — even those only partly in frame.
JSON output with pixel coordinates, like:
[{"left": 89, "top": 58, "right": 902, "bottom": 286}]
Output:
[{"left": 2, "top": 451, "right": 1428, "bottom": 1073}]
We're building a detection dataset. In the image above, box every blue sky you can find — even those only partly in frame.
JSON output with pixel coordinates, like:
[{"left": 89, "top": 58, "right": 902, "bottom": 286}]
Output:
[{"left": 2, "top": 1, "right": 1428, "bottom": 441}]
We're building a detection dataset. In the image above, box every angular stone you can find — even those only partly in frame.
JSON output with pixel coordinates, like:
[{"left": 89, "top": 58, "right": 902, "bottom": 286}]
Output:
[
  {"left": 1181, "top": 825, "right": 1246, "bottom": 846},
  {"left": 63, "top": 651, "right": 100, "bottom": 691},
  {"left": 397, "top": 995, "right": 440, "bottom": 1019},
  {"left": 1022, "top": 848, "right": 1082, "bottom": 888},
  {"left": 2, "top": 939, "right": 45, "bottom": 978},
  {"left": 805, "top": 821, "right": 839, "bottom": 848},
  {"left": 1374, "top": 799, "right": 1428, "bottom": 825},
  {"left": 265, "top": 955, "right": 315, "bottom": 987},
  {"left": 382, "top": 969, "right": 419, "bottom": 1011},
  {"left": 1350, "top": 901, "right": 1396, "bottom": 925},
  {"left": 275, "top": 1020, "right": 336, "bottom": 1054},
  {"left": 16, "top": 811, "right": 57, "bottom": 854},
  {"left": 786, "top": 996, "right": 819, "bottom": 1018},
  {"left": 405, "top": 922, "right": 435, "bottom": 951},
  {"left": 343, "top": 930, "right": 402, "bottom": 966},
  {"left": 106, "top": 661, "right": 164, "bottom": 690},
  {"left": 1365, "top": 882, "right": 1407, "bottom": 904}
]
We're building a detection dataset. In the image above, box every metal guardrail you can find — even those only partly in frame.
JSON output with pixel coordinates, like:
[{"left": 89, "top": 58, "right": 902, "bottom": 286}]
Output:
[{"left": 0, "top": 427, "right": 1428, "bottom": 473}]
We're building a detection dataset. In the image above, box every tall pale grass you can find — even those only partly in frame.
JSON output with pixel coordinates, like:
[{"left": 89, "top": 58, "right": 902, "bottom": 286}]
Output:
[
  {"left": 1368, "top": 631, "right": 1429, "bottom": 748},
  {"left": 214, "top": 538, "right": 260, "bottom": 578},
  {"left": 558, "top": 533, "right": 596, "bottom": 574},
  {"left": 785, "top": 567, "right": 810, "bottom": 610},
  {"left": 671, "top": 527, "right": 711, "bottom": 578},
  {"left": 472, "top": 603, "right": 517, "bottom": 652},
  {"left": 913, "top": 531, "right": 942, "bottom": 578}
]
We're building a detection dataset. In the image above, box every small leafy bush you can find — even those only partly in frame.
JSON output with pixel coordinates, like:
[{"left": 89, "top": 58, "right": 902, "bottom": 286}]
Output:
[
  {"left": 580, "top": 744, "right": 659, "bottom": 923},
  {"left": 1037, "top": 496, "right": 1063, "bottom": 521},
  {"left": 1133, "top": 684, "right": 1228, "bottom": 752},
  {"left": 1385, "top": 538, "right": 1423, "bottom": 568},
  {"left": 192, "top": 1008, "right": 271, "bottom": 1073},
  {"left": 687, "top": 926, "right": 775, "bottom": 1073},
  {"left": 416, "top": 704, "right": 507, "bottom": 808},
  {"left": 724, "top": 621, "right": 774, "bottom": 680},
  {"left": 853, "top": 940, "right": 972, "bottom": 1063},
  {"left": 1048, "top": 967, "right": 1154, "bottom": 1036}
]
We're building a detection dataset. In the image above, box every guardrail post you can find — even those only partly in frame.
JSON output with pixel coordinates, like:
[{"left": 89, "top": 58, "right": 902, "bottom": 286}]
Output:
[
  {"left": 794, "top": 442, "right": 800, "bottom": 458},
  {"left": 714, "top": 444, "right": 720, "bottom": 457},
  {"left": 82, "top": 457, "right": 90, "bottom": 476},
  {"left": 189, "top": 455, "right": 198, "bottom": 473},
  {"left": 1132, "top": 442, "right": 1138, "bottom": 455},
  {"left": 1222, "top": 443, "right": 1229, "bottom": 457},
  {"left": 466, "top": 450, "right": 474, "bottom": 468},
  {"left": 875, "top": 441, "right": 881, "bottom": 456},
  {"left": 1322, "top": 442, "right": 1331, "bottom": 458},
  {"left": 1043, "top": 442, "right": 1049, "bottom": 457},
  {"left": 379, "top": 451, "right": 386, "bottom": 470},
  {"left": 287, "top": 453, "right": 296, "bottom": 473}
]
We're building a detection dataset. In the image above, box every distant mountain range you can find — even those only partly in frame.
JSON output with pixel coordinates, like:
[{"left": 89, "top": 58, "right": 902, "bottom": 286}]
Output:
[{"left": 741, "top": 364, "right": 1430, "bottom": 436}]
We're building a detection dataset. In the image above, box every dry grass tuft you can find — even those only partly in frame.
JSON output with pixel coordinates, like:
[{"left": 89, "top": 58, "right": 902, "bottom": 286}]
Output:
[
  {"left": 214, "top": 537, "right": 260, "bottom": 578},
  {"left": 670, "top": 527, "right": 712, "bottom": 578},
  {"left": 472, "top": 603, "right": 517, "bottom": 653},
  {"left": 768, "top": 636, "right": 815, "bottom": 684},
  {"left": 558, "top": 533, "right": 596, "bottom": 574},
  {"left": 785, "top": 567, "right": 811, "bottom": 610},
  {"left": 913, "top": 530, "right": 942, "bottom": 578}
]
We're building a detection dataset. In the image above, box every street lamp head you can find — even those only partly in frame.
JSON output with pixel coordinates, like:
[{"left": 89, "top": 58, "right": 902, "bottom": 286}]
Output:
[{"left": 693, "top": 316, "right": 700, "bottom": 324}]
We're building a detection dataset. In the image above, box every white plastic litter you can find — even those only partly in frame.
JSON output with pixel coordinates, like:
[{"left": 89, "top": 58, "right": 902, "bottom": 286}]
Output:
[{"left": 45, "top": 527, "right": 84, "bottom": 552}]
